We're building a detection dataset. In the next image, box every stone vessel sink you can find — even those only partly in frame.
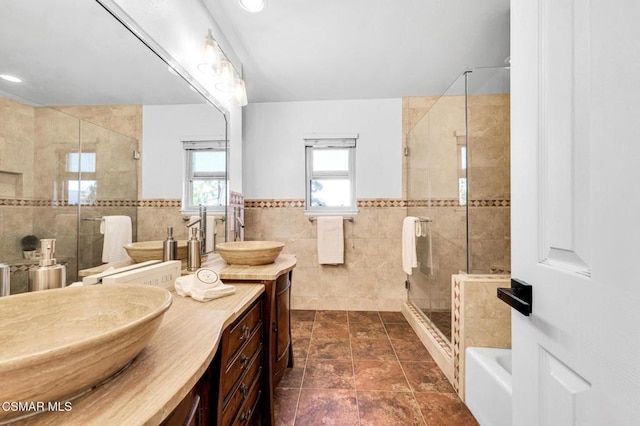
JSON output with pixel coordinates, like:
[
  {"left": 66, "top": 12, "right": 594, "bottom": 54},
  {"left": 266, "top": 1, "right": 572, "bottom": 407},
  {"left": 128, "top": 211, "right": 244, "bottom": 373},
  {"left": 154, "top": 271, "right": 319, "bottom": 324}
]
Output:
[
  {"left": 216, "top": 241, "right": 285, "bottom": 265},
  {"left": 124, "top": 240, "right": 188, "bottom": 263},
  {"left": 0, "top": 284, "right": 172, "bottom": 422}
]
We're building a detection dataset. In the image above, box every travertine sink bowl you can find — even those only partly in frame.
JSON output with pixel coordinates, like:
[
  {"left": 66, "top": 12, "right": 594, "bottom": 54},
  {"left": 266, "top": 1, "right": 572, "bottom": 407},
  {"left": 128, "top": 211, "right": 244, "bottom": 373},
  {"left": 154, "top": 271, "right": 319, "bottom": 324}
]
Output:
[
  {"left": 0, "top": 284, "right": 172, "bottom": 421},
  {"left": 124, "top": 240, "right": 188, "bottom": 263},
  {"left": 216, "top": 241, "right": 285, "bottom": 265}
]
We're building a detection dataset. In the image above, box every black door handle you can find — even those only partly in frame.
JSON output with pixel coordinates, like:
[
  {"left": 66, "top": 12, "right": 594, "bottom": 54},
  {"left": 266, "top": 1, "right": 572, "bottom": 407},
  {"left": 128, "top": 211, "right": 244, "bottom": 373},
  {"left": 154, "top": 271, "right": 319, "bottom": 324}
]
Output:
[{"left": 497, "top": 278, "right": 532, "bottom": 316}]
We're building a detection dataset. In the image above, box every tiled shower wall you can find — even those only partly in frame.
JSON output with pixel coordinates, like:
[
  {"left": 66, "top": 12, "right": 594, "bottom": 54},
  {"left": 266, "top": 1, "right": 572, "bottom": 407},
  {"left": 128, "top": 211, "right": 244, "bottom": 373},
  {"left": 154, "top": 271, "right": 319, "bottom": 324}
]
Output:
[{"left": 0, "top": 97, "right": 141, "bottom": 290}]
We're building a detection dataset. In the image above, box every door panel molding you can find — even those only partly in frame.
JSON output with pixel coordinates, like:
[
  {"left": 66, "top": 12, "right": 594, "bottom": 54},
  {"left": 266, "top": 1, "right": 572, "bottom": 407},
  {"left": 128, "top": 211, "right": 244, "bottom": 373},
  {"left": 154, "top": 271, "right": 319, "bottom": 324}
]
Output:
[
  {"left": 538, "top": 0, "right": 591, "bottom": 277},
  {"left": 539, "top": 347, "right": 591, "bottom": 425}
]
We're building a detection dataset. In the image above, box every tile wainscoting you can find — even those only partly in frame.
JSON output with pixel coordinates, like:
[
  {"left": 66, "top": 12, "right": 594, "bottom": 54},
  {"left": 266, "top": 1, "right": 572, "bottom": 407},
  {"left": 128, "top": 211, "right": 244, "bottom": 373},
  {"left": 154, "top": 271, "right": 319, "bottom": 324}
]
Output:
[{"left": 244, "top": 199, "right": 407, "bottom": 311}]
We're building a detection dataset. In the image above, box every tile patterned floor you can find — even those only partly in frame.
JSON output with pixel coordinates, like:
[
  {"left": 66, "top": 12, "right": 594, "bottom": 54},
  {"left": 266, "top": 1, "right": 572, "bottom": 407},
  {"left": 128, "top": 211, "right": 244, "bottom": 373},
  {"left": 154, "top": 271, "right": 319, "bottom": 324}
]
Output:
[{"left": 275, "top": 310, "right": 478, "bottom": 425}]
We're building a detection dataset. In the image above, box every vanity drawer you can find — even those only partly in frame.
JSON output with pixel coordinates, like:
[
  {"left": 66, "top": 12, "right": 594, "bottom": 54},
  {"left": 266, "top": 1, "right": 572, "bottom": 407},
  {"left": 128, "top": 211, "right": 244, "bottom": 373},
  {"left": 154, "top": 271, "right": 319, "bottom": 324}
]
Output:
[
  {"left": 222, "top": 356, "right": 262, "bottom": 426},
  {"left": 226, "top": 300, "right": 262, "bottom": 364},
  {"left": 234, "top": 377, "right": 261, "bottom": 425},
  {"left": 223, "top": 327, "right": 262, "bottom": 400}
]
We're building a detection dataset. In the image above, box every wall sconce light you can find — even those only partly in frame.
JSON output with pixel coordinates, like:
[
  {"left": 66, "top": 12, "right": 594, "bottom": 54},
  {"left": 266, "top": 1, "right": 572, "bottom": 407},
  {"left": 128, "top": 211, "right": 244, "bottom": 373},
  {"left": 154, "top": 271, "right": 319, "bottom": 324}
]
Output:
[
  {"left": 232, "top": 78, "right": 248, "bottom": 106},
  {"left": 197, "top": 30, "right": 248, "bottom": 107},
  {"left": 238, "top": 0, "right": 265, "bottom": 13},
  {"left": 215, "top": 59, "right": 235, "bottom": 92},
  {"left": 197, "top": 29, "right": 220, "bottom": 75}
]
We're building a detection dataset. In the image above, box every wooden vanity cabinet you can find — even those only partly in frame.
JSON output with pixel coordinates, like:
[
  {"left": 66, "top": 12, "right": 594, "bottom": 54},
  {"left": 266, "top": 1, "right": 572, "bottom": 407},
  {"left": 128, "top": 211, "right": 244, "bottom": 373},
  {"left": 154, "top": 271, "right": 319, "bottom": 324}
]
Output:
[
  {"left": 211, "top": 297, "right": 265, "bottom": 426},
  {"left": 161, "top": 386, "right": 202, "bottom": 426},
  {"left": 223, "top": 269, "right": 294, "bottom": 425},
  {"left": 272, "top": 271, "right": 293, "bottom": 386}
]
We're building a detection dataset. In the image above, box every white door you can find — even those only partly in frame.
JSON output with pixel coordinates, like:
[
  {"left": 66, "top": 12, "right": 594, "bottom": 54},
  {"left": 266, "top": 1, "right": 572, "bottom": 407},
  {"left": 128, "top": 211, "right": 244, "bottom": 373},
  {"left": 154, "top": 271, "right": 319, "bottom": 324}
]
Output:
[{"left": 511, "top": 0, "right": 640, "bottom": 425}]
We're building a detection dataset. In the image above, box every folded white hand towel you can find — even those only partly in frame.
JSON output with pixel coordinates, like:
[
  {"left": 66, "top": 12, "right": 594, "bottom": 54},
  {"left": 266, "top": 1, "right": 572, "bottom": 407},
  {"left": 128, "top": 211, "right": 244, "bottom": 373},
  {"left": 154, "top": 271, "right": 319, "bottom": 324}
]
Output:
[
  {"left": 402, "top": 216, "right": 418, "bottom": 275},
  {"left": 101, "top": 216, "right": 132, "bottom": 263},
  {"left": 190, "top": 284, "right": 236, "bottom": 302},
  {"left": 174, "top": 275, "right": 193, "bottom": 297},
  {"left": 174, "top": 273, "right": 235, "bottom": 302},
  {"left": 317, "top": 216, "right": 344, "bottom": 265}
]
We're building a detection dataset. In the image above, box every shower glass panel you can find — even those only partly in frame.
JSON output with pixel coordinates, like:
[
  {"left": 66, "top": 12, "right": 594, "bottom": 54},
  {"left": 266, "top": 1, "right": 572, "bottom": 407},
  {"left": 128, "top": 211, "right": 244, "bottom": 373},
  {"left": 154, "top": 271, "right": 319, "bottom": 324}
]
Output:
[
  {"left": 466, "top": 67, "right": 511, "bottom": 274},
  {"left": 406, "top": 73, "right": 467, "bottom": 341},
  {"left": 406, "top": 66, "right": 510, "bottom": 342}
]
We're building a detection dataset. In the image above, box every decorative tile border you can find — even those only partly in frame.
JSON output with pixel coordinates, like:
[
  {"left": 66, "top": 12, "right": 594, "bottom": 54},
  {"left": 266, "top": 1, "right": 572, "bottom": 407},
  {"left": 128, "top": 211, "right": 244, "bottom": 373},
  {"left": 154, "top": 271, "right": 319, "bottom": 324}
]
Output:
[
  {"left": 406, "top": 302, "right": 453, "bottom": 357},
  {"left": 244, "top": 198, "right": 510, "bottom": 209},
  {"left": 137, "top": 199, "right": 181, "bottom": 208},
  {"left": 0, "top": 197, "right": 510, "bottom": 209},
  {"left": 244, "top": 199, "right": 305, "bottom": 209},
  {"left": 0, "top": 198, "right": 140, "bottom": 207},
  {"left": 0, "top": 198, "right": 180, "bottom": 208},
  {"left": 452, "top": 277, "right": 462, "bottom": 394}
]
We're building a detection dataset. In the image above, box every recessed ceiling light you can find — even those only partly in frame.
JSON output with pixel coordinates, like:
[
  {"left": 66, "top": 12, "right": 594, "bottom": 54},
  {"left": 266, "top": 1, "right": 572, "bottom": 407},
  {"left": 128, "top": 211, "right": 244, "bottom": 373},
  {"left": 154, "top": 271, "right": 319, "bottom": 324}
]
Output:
[
  {"left": 0, "top": 74, "right": 22, "bottom": 83},
  {"left": 238, "top": 0, "right": 264, "bottom": 13}
]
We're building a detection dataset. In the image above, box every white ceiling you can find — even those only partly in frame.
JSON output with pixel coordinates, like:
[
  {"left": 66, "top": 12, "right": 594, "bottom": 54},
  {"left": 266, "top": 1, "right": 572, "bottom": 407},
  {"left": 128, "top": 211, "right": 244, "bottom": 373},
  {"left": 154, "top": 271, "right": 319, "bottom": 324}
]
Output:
[{"left": 203, "top": 0, "right": 511, "bottom": 103}]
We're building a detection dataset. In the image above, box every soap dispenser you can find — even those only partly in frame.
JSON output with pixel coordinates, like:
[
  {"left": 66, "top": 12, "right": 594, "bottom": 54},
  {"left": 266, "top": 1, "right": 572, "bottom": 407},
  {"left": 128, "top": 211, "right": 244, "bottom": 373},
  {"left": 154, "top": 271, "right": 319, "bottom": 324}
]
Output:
[
  {"left": 187, "top": 227, "right": 202, "bottom": 272},
  {"left": 162, "top": 226, "right": 178, "bottom": 262},
  {"left": 28, "top": 239, "right": 66, "bottom": 292}
]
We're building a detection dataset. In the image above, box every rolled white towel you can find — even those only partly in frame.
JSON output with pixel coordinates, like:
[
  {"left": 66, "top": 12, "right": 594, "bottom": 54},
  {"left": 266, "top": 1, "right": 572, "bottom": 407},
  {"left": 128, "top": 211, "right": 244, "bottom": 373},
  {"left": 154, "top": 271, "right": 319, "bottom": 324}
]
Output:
[{"left": 174, "top": 270, "right": 235, "bottom": 302}]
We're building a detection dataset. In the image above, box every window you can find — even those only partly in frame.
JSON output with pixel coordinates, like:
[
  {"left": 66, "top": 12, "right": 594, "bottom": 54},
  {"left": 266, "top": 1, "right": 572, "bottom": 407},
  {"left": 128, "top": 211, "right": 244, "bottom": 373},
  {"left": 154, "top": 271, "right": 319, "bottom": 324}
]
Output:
[
  {"left": 182, "top": 140, "right": 226, "bottom": 213},
  {"left": 65, "top": 152, "right": 97, "bottom": 205},
  {"left": 304, "top": 136, "right": 357, "bottom": 214}
]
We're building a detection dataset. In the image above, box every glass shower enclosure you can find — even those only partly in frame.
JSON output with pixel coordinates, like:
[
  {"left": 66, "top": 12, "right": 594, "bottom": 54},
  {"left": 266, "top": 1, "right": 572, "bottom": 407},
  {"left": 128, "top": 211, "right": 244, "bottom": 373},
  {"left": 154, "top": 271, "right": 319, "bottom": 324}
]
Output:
[{"left": 406, "top": 66, "right": 511, "bottom": 342}]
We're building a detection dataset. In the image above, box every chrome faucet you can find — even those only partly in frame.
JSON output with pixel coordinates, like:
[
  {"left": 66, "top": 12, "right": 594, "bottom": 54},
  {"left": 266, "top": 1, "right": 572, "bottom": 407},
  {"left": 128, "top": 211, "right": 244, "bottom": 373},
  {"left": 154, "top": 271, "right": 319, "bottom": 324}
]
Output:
[
  {"left": 199, "top": 205, "right": 207, "bottom": 255},
  {"left": 186, "top": 205, "right": 207, "bottom": 255},
  {"left": 234, "top": 207, "right": 245, "bottom": 241}
]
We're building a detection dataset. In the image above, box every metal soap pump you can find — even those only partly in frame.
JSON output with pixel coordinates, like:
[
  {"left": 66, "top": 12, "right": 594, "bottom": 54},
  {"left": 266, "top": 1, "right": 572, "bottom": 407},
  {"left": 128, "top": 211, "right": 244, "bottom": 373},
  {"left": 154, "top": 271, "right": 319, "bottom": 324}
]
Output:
[
  {"left": 28, "top": 239, "right": 66, "bottom": 291},
  {"left": 187, "top": 227, "right": 202, "bottom": 272},
  {"left": 162, "top": 226, "right": 178, "bottom": 261}
]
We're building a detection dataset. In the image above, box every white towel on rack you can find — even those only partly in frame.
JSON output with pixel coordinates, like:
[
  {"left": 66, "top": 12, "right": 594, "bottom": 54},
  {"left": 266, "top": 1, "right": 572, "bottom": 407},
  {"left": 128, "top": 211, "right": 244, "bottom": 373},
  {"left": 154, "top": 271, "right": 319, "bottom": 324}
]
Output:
[
  {"left": 100, "top": 215, "right": 132, "bottom": 263},
  {"left": 317, "top": 216, "right": 344, "bottom": 265},
  {"left": 189, "top": 215, "right": 217, "bottom": 252},
  {"left": 402, "top": 216, "right": 418, "bottom": 275}
]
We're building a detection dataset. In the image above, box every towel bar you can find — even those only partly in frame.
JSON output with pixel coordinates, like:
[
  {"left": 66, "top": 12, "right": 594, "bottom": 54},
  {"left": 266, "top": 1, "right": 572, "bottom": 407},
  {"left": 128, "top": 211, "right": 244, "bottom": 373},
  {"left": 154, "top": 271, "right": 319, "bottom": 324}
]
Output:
[{"left": 308, "top": 217, "right": 354, "bottom": 222}]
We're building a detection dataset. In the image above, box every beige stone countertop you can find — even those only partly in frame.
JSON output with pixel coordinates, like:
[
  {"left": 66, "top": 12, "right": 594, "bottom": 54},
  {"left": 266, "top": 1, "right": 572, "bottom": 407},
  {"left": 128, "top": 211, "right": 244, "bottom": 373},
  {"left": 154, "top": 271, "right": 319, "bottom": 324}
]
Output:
[
  {"left": 12, "top": 283, "right": 264, "bottom": 426},
  {"left": 212, "top": 254, "right": 297, "bottom": 281}
]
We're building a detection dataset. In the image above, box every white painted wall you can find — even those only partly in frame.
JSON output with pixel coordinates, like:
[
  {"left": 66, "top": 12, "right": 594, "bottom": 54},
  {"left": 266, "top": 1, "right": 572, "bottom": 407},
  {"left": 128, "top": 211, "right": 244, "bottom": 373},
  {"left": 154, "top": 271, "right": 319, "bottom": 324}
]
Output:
[
  {"left": 243, "top": 99, "right": 402, "bottom": 199},
  {"left": 142, "top": 104, "right": 226, "bottom": 199}
]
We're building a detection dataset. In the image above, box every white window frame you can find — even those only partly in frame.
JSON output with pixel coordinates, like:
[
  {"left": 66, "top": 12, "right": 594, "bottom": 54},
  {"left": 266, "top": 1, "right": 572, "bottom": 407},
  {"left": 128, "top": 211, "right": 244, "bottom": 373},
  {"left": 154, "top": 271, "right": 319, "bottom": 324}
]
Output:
[
  {"left": 181, "top": 139, "right": 227, "bottom": 214},
  {"left": 304, "top": 135, "right": 358, "bottom": 215}
]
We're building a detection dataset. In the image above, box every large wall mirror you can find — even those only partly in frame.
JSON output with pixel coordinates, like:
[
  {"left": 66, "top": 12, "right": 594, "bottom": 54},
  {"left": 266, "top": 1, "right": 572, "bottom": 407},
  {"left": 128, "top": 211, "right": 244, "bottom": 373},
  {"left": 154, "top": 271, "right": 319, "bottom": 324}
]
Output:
[{"left": 0, "top": 0, "right": 228, "bottom": 289}]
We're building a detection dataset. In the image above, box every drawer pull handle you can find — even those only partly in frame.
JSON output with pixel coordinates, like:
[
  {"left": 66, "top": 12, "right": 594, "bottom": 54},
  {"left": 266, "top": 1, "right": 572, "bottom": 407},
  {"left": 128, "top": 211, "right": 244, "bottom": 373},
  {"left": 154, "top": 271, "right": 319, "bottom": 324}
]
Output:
[
  {"left": 240, "top": 408, "right": 253, "bottom": 422},
  {"left": 239, "top": 324, "right": 249, "bottom": 340},
  {"left": 240, "top": 383, "right": 249, "bottom": 398},
  {"left": 240, "top": 354, "right": 250, "bottom": 368}
]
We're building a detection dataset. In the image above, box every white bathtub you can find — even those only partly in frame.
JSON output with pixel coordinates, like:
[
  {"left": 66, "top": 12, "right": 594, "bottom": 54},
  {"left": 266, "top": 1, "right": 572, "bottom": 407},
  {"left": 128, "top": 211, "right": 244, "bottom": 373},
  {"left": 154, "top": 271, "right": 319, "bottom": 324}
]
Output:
[{"left": 465, "top": 347, "right": 512, "bottom": 426}]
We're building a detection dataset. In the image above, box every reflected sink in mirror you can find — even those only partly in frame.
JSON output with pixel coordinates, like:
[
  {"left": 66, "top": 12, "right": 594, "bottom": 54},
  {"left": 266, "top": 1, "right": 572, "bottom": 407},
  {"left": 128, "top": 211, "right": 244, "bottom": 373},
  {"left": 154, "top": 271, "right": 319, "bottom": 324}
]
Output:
[
  {"left": 216, "top": 241, "right": 285, "bottom": 266},
  {"left": 124, "top": 241, "right": 188, "bottom": 263},
  {"left": 0, "top": 284, "right": 172, "bottom": 422}
]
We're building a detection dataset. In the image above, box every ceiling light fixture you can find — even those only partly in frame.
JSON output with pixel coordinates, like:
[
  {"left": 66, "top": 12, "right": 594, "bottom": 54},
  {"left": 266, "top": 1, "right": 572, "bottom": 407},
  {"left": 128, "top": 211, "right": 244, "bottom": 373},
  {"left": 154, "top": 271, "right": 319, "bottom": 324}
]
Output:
[
  {"left": 238, "top": 0, "right": 264, "bottom": 13},
  {"left": 0, "top": 74, "right": 22, "bottom": 83}
]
